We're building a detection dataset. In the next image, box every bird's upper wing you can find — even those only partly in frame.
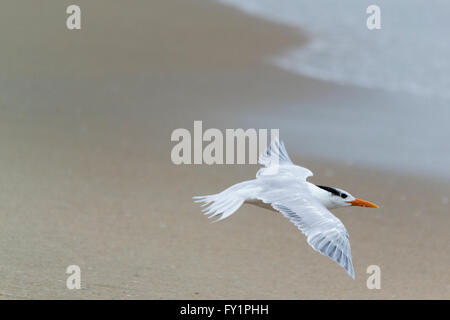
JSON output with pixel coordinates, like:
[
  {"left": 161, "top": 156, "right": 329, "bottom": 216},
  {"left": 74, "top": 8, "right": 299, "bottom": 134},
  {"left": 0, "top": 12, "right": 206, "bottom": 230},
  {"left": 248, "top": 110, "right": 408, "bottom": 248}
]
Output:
[
  {"left": 255, "top": 175, "right": 355, "bottom": 279},
  {"left": 257, "top": 139, "right": 313, "bottom": 180}
]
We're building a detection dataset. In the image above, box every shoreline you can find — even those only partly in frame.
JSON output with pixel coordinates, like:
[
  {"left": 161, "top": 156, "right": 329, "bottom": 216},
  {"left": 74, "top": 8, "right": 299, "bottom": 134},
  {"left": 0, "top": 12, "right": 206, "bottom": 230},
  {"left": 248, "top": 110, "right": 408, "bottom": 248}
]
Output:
[{"left": 213, "top": 1, "right": 450, "bottom": 182}]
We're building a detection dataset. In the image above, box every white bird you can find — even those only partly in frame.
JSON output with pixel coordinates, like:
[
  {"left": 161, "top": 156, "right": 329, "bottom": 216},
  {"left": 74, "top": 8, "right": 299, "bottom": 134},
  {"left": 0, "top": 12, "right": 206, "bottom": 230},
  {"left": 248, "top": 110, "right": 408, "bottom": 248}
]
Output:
[{"left": 193, "top": 139, "right": 379, "bottom": 279}]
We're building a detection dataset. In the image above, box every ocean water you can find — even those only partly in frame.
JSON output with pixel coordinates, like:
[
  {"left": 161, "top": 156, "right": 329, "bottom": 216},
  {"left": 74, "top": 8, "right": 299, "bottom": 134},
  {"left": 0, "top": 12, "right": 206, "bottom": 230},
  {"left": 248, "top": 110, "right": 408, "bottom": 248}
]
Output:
[
  {"left": 217, "top": 0, "right": 450, "bottom": 180},
  {"left": 218, "top": 0, "right": 450, "bottom": 101}
]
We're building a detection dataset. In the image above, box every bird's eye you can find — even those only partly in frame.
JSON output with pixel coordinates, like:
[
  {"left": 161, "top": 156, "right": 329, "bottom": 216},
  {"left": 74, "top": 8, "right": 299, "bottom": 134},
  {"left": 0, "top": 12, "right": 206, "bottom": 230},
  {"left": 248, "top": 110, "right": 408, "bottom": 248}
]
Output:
[{"left": 341, "top": 194, "right": 348, "bottom": 199}]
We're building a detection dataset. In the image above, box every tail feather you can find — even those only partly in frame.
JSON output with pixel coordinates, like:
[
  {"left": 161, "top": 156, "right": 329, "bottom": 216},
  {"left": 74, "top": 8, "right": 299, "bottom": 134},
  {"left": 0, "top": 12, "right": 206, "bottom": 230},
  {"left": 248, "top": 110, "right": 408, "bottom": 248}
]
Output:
[
  {"left": 193, "top": 194, "right": 245, "bottom": 222},
  {"left": 193, "top": 182, "right": 252, "bottom": 222}
]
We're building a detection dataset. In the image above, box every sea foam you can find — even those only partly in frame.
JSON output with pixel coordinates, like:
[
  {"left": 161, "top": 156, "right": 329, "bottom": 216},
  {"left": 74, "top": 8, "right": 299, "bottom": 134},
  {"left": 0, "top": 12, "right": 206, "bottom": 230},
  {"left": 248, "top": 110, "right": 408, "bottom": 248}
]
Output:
[{"left": 218, "top": 0, "right": 450, "bottom": 101}]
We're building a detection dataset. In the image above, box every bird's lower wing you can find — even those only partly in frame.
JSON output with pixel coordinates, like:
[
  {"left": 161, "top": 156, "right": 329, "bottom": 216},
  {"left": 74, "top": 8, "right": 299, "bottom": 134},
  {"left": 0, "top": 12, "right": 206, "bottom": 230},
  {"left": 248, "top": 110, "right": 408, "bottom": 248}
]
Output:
[{"left": 256, "top": 177, "right": 355, "bottom": 279}]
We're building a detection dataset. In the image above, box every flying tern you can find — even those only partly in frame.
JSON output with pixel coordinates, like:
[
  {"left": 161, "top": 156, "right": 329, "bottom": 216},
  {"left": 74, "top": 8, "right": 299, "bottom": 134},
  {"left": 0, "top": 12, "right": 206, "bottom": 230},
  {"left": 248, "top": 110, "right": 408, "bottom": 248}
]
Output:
[{"left": 193, "top": 139, "right": 379, "bottom": 278}]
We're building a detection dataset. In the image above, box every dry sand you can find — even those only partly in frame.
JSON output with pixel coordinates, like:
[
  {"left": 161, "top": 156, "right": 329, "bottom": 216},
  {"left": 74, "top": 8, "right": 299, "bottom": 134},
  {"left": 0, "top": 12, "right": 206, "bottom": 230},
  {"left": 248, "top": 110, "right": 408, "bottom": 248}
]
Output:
[{"left": 0, "top": 0, "right": 448, "bottom": 299}]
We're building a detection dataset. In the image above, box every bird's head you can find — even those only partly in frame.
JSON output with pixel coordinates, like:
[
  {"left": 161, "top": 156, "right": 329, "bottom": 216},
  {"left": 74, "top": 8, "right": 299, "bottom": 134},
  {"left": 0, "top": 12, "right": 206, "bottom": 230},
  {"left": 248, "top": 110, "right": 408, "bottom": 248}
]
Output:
[{"left": 316, "top": 185, "right": 379, "bottom": 209}]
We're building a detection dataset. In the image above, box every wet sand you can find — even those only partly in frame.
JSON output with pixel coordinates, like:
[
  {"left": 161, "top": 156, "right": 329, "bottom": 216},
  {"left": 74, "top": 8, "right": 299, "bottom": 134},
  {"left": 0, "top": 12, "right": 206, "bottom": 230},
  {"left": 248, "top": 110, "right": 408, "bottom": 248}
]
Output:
[{"left": 0, "top": 0, "right": 448, "bottom": 299}]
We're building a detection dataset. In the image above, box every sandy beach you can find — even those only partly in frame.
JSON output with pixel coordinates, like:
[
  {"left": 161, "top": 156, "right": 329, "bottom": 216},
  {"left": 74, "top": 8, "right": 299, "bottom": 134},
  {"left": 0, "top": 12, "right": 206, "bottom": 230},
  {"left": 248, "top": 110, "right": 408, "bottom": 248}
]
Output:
[{"left": 0, "top": 0, "right": 448, "bottom": 299}]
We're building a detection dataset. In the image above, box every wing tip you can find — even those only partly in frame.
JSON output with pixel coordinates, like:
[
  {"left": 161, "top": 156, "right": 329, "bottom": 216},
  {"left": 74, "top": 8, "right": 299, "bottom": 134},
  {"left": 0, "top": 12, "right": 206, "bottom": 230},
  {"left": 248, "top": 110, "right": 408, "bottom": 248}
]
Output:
[
  {"left": 347, "top": 266, "right": 355, "bottom": 279},
  {"left": 258, "top": 138, "right": 292, "bottom": 167}
]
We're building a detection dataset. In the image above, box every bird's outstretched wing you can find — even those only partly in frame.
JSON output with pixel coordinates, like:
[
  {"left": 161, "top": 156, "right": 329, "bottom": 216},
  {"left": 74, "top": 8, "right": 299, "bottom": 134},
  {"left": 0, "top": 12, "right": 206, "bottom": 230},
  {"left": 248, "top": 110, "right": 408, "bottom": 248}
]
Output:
[
  {"left": 255, "top": 176, "right": 355, "bottom": 279},
  {"left": 257, "top": 139, "right": 313, "bottom": 180},
  {"left": 259, "top": 138, "right": 293, "bottom": 166}
]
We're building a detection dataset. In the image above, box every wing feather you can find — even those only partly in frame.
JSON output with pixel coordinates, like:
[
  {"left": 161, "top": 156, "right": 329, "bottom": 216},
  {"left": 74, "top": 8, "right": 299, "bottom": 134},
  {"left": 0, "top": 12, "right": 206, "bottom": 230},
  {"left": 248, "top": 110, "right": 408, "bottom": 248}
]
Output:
[
  {"left": 257, "top": 139, "right": 313, "bottom": 179},
  {"left": 255, "top": 176, "right": 355, "bottom": 279},
  {"left": 259, "top": 138, "right": 293, "bottom": 166}
]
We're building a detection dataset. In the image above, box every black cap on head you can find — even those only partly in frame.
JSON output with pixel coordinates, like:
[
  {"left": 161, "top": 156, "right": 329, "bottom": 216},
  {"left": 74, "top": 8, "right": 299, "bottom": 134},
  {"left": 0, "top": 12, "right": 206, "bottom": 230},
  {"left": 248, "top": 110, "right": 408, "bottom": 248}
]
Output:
[{"left": 316, "top": 185, "right": 342, "bottom": 197}]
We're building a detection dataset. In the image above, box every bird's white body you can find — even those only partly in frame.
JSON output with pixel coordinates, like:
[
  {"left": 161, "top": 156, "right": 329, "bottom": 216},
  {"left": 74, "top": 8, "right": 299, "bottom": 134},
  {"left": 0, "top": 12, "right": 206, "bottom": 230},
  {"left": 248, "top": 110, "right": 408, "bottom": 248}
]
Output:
[{"left": 193, "top": 140, "right": 378, "bottom": 279}]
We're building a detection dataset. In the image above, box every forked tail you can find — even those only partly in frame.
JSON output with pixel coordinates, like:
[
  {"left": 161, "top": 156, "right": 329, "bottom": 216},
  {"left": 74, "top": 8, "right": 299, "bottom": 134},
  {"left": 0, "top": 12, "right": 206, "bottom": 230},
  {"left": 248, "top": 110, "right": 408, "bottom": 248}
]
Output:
[
  {"left": 193, "top": 181, "right": 255, "bottom": 222},
  {"left": 193, "top": 140, "right": 288, "bottom": 221}
]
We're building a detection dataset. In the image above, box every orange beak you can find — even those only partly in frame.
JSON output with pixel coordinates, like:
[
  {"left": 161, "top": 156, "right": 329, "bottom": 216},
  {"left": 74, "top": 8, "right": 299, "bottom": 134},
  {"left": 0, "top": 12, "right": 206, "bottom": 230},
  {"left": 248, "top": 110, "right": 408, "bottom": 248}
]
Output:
[{"left": 348, "top": 198, "right": 379, "bottom": 208}]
